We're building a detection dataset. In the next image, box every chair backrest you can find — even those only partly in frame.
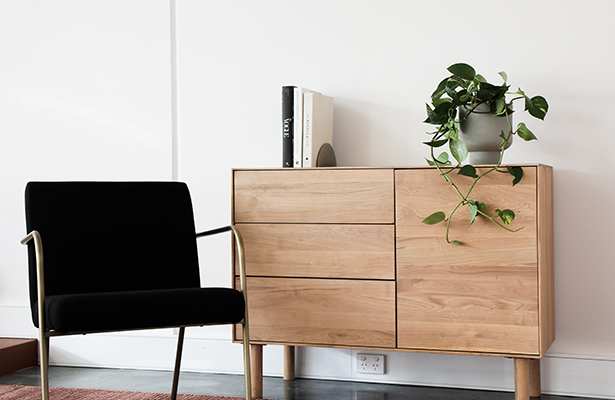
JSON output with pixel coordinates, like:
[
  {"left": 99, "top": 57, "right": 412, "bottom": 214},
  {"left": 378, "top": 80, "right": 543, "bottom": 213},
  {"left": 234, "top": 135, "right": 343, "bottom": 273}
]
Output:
[{"left": 24, "top": 182, "right": 201, "bottom": 308}]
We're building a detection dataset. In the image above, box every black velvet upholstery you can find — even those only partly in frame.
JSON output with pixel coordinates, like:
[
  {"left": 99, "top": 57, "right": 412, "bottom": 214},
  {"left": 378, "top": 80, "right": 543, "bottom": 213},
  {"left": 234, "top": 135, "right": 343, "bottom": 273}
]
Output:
[
  {"left": 38, "top": 288, "right": 245, "bottom": 334},
  {"left": 24, "top": 181, "right": 245, "bottom": 334}
]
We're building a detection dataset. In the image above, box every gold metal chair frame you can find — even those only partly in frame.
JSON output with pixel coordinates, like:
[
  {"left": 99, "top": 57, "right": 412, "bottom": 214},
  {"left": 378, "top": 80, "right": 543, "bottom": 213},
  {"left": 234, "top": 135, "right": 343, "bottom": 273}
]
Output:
[{"left": 21, "top": 225, "right": 252, "bottom": 400}]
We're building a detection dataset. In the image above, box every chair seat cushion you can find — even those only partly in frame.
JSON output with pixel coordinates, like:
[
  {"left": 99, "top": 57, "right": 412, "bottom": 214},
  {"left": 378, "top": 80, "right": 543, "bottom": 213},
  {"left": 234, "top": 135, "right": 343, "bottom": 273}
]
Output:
[{"left": 39, "top": 287, "right": 245, "bottom": 334}]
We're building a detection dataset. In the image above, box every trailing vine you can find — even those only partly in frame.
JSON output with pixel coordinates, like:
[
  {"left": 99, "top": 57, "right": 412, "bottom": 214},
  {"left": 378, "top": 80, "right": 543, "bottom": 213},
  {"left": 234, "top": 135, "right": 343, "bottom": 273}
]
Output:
[{"left": 422, "top": 63, "right": 548, "bottom": 245}]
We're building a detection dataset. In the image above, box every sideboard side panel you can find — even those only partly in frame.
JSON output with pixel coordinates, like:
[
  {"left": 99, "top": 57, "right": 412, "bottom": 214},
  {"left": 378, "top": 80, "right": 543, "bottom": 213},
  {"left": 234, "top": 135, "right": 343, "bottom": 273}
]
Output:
[{"left": 538, "top": 165, "right": 555, "bottom": 356}]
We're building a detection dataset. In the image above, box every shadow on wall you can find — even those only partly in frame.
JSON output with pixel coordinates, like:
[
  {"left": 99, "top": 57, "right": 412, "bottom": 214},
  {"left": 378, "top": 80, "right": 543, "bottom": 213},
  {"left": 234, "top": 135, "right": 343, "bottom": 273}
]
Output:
[
  {"left": 333, "top": 98, "right": 421, "bottom": 167},
  {"left": 550, "top": 169, "right": 615, "bottom": 357}
]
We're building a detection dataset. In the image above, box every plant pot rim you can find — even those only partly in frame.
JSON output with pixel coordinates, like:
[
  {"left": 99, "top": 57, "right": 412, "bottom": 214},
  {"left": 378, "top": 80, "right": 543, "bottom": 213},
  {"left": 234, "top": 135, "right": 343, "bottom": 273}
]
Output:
[{"left": 461, "top": 102, "right": 513, "bottom": 115}]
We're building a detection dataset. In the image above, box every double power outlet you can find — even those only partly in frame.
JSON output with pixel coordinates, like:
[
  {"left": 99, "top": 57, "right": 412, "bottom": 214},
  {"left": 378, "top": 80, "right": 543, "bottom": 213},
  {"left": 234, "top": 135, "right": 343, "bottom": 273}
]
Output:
[{"left": 356, "top": 353, "right": 385, "bottom": 374}]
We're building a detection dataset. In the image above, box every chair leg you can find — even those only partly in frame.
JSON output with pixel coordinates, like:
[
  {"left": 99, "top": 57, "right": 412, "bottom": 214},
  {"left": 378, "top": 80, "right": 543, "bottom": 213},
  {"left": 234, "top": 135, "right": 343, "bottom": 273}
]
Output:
[
  {"left": 242, "top": 322, "right": 252, "bottom": 400},
  {"left": 171, "top": 327, "right": 186, "bottom": 400},
  {"left": 39, "top": 332, "right": 50, "bottom": 400}
]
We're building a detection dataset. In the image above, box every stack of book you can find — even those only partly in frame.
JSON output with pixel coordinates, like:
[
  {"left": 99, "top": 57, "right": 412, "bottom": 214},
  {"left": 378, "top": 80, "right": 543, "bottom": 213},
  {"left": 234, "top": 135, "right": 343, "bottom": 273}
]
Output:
[{"left": 282, "top": 86, "right": 335, "bottom": 168}]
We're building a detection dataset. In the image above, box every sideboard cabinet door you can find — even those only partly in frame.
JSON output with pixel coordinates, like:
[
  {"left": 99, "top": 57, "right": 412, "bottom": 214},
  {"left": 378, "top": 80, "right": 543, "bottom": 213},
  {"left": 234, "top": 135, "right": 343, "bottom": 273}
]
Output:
[{"left": 395, "top": 166, "right": 553, "bottom": 356}]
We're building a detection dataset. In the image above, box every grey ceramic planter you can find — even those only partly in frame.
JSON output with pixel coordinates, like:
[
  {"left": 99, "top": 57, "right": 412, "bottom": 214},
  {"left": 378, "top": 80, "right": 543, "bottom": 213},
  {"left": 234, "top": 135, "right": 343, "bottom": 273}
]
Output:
[{"left": 459, "top": 103, "right": 512, "bottom": 164}]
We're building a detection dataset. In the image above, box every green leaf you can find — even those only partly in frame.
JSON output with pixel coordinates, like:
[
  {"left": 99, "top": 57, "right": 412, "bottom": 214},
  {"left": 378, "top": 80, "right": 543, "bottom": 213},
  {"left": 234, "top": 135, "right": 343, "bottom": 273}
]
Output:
[
  {"left": 458, "top": 165, "right": 478, "bottom": 178},
  {"left": 492, "top": 97, "right": 508, "bottom": 116},
  {"left": 498, "top": 71, "right": 508, "bottom": 83},
  {"left": 432, "top": 97, "right": 453, "bottom": 108},
  {"left": 496, "top": 209, "right": 516, "bottom": 225},
  {"left": 426, "top": 152, "right": 451, "bottom": 166},
  {"left": 424, "top": 103, "right": 449, "bottom": 125},
  {"left": 445, "top": 78, "right": 463, "bottom": 98},
  {"left": 469, "top": 204, "right": 478, "bottom": 225},
  {"left": 449, "top": 137, "right": 468, "bottom": 164},
  {"left": 423, "top": 211, "right": 446, "bottom": 225},
  {"left": 468, "top": 200, "right": 486, "bottom": 225},
  {"left": 507, "top": 166, "right": 524, "bottom": 186},
  {"left": 473, "top": 200, "right": 486, "bottom": 213},
  {"left": 431, "top": 77, "right": 450, "bottom": 100},
  {"left": 528, "top": 95, "right": 549, "bottom": 120},
  {"left": 513, "top": 88, "right": 526, "bottom": 97},
  {"left": 447, "top": 63, "right": 476, "bottom": 81},
  {"left": 451, "top": 240, "right": 462, "bottom": 246},
  {"left": 516, "top": 122, "right": 538, "bottom": 141},
  {"left": 424, "top": 139, "right": 448, "bottom": 148},
  {"left": 436, "top": 152, "right": 450, "bottom": 164},
  {"left": 433, "top": 100, "right": 455, "bottom": 116},
  {"left": 451, "top": 89, "right": 469, "bottom": 106},
  {"left": 499, "top": 130, "right": 512, "bottom": 149}
]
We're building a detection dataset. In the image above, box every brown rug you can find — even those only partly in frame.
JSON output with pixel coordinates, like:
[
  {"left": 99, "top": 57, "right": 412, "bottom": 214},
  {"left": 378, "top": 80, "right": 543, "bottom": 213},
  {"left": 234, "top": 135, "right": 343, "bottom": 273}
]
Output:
[{"left": 0, "top": 385, "right": 259, "bottom": 399}]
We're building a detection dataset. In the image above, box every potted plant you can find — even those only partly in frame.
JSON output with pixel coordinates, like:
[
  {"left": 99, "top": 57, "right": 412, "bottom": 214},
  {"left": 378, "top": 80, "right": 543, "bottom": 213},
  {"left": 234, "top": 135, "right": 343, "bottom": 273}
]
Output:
[{"left": 422, "top": 63, "right": 549, "bottom": 245}]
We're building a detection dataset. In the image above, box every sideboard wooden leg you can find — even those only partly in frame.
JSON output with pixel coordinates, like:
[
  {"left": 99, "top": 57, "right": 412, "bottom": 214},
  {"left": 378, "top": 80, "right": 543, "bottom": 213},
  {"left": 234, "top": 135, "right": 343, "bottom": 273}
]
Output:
[
  {"left": 514, "top": 358, "right": 530, "bottom": 400},
  {"left": 250, "top": 344, "right": 263, "bottom": 398},
  {"left": 529, "top": 359, "right": 542, "bottom": 397},
  {"left": 284, "top": 345, "right": 296, "bottom": 381}
]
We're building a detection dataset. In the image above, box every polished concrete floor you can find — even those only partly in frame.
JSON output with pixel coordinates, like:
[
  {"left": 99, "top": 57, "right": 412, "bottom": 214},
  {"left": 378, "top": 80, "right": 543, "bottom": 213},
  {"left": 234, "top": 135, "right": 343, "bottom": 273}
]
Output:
[{"left": 0, "top": 366, "right": 600, "bottom": 400}]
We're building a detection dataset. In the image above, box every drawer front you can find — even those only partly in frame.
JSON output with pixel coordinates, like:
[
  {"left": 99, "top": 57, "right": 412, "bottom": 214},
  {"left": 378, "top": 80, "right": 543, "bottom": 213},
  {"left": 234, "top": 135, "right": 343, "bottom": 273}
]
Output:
[
  {"left": 233, "top": 169, "right": 394, "bottom": 224},
  {"left": 236, "top": 223, "right": 395, "bottom": 279},
  {"left": 236, "top": 277, "right": 396, "bottom": 348},
  {"left": 396, "top": 167, "right": 540, "bottom": 355}
]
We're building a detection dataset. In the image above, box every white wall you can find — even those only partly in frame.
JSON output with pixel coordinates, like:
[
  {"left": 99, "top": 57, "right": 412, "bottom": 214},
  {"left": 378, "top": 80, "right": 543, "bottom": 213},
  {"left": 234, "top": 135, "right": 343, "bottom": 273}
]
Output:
[
  {"left": 0, "top": 0, "right": 173, "bottom": 301},
  {"left": 2, "top": 0, "right": 615, "bottom": 398}
]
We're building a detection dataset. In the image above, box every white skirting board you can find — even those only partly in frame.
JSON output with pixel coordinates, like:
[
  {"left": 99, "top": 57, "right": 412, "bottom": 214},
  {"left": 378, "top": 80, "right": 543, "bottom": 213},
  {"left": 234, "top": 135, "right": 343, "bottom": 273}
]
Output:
[{"left": 2, "top": 304, "right": 614, "bottom": 399}]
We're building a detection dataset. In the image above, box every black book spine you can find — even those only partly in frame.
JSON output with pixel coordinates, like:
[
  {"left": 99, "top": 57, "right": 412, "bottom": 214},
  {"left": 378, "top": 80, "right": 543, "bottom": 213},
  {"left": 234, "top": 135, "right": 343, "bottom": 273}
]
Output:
[{"left": 282, "top": 86, "right": 295, "bottom": 167}]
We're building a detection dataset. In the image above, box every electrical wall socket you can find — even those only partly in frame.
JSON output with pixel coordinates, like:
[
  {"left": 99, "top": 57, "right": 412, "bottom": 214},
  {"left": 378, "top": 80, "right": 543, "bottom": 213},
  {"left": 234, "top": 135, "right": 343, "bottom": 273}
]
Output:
[{"left": 356, "top": 353, "right": 385, "bottom": 374}]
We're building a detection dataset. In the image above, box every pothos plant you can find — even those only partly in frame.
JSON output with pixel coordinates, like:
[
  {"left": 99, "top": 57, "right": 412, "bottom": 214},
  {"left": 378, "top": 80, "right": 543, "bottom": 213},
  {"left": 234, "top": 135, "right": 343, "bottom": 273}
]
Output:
[{"left": 422, "top": 63, "right": 548, "bottom": 245}]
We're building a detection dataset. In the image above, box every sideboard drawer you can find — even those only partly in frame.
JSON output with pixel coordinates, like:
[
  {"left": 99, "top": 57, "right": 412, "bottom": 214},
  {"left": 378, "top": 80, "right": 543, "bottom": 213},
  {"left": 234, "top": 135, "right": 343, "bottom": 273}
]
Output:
[
  {"left": 233, "top": 169, "right": 394, "bottom": 224},
  {"left": 235, "top": 223, "right": 395, "bottom": 279},
  {"left": 236, "top": 277, "right": 396, "bottom": 348}
]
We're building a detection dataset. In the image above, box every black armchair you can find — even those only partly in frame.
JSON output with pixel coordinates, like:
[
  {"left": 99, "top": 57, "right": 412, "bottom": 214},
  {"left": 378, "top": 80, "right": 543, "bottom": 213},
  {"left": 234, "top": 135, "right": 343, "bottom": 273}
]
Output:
[{"left": 21, "top": 181, "right": 251, "bottom": 400}]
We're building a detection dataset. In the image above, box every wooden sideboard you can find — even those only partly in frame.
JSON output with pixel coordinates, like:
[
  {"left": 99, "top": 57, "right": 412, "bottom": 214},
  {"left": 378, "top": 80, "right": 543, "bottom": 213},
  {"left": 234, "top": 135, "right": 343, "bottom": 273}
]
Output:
[{"left": 232, "top": 165, "right": 554, "bottom": 400}]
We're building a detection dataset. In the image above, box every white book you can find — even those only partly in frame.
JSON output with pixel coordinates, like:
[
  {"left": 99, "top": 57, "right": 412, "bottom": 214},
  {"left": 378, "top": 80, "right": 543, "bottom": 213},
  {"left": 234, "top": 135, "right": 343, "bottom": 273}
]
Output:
[
  {"left": 292, "top": 87, "right": 316, "bottom": 168},
  {"left": 302, "top": 92, "right": 334, "bottom": 167}
]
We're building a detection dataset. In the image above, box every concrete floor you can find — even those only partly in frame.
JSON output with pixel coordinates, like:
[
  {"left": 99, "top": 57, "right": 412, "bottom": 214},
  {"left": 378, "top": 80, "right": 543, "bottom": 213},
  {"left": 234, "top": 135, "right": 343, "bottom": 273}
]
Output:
[{"left": 0, "top": 366, "right": 600, "bottom": 400}]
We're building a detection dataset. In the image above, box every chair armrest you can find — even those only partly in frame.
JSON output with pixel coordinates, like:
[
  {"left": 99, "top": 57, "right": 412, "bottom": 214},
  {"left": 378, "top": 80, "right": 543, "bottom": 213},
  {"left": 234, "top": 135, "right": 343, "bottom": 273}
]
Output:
[
  {"left": 20, "top": 231, "right": 47, "bottom": 334},
  {"left": 196, "top": 225, "right": 234, "bottom": 238},
  {"left": 196, "top": 225, "right": 248, "bottom": 299},
  {"left": 197, "top": 225, "right": 250, "bottom": 331}
]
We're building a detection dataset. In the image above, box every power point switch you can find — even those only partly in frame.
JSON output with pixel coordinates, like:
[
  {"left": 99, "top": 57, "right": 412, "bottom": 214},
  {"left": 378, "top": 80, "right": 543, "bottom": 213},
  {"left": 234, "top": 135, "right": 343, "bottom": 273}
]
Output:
[{"left": 356, "top": 353, "right": 385, "bottom": 374}]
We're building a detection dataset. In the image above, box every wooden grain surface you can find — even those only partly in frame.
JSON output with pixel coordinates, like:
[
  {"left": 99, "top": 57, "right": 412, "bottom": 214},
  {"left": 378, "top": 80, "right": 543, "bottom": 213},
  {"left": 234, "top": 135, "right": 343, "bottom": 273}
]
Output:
[
  {"left": 235, "top": 277, "right": 396, "bottom": 348},
  {"left": 537, "top": 165, "right": 555, "bottom": 356},
  {"left": 235, "top": 223, "right": 395, "bottom": 279},
  {"left": 233, "top": 169, "right": 394, "bottom": 224},
  {"left": 231, "top": 166, "right": 553, "bottom": 358},
  {"left": 397, "top": 264, "right": 539, "bottom": 354},
  {"left": 395, "top": 167, "right": 538, "bottom": 266},
  {"left": 396, "top": 166, "right": 541, "bottom": 355}
]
